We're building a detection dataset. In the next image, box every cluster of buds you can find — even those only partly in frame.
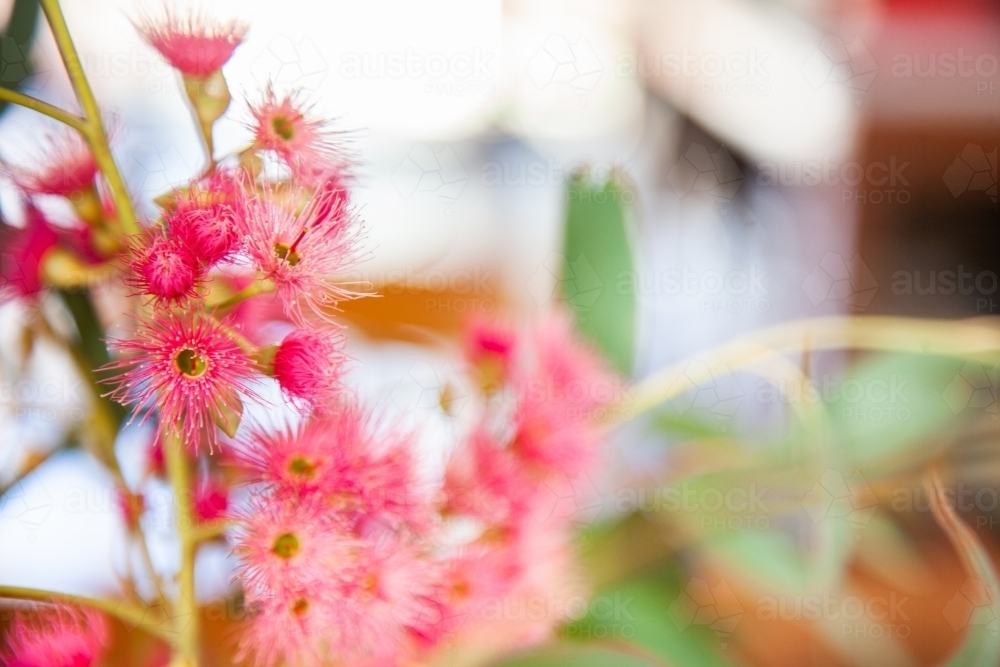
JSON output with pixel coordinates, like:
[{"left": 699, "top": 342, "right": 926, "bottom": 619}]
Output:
[{"left": 0, "top": 5, "right": 618, "bottom": 667}]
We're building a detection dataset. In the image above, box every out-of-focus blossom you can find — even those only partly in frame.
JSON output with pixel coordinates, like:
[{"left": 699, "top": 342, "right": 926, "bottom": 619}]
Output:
[
  {"left": 115, "top": 488, "right": 146, "bottom": 530},
  {"left": 137, "top": 10, "right": 246, "bottom": 78},
  {"left": 271, "top": 328, "right": 347, "bottom": 412},
  {"left": 0, "top": 205, "right": 59, "bottom": 301},
  {"left": 6, "top": 129, "right": 97, "bottom": 197},
  {"left": 233, "top": 492, "right": 353, "bottom": 596},
  {"left": 194, "top": 476, "right": 229, "bottom": 521},
  {"left": 1, "top": 606, "right": 109, "bottom": 667},
  {"left": 238, "top": 403, "right": 423, "bottom": 529},
  {"left": 248, "top": 87, "right": 351, "bottom": 186}
]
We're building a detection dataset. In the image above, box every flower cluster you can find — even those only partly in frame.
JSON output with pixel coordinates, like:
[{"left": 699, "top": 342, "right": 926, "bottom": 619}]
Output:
[
  {"left": 0, "top": 6, "right": 619, "bottom": 667},
  {"left": 229, "top": 313, "right": 616, "bottom": 667}
]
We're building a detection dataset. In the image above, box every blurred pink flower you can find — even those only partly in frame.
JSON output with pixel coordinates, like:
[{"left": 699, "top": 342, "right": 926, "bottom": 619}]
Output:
[
  {"left": 0, "top": 205, "right": 59, "bottom": 301},
  {"left": 7, "top": 128, "right": 97, "bottom": 197},
  {"left": 248, "top": 87, "right": 351, "bottom": 186},
  {"left": 233, "top": 492, "right": 353, "bottom": 597},
  {"left": 1, "top": 606, "right": 108, "bottom": 667},
  {"left": 137, "top": 10, "right": 246, "bottom": 78},
  {"left": 194, "top": 476, "right": 229, "bottom": 522},
  {"left": 272, "top": 328, "right": 347, "bottom": 411},
  {"left": 238, "top": 403, "right": 424, "bottom": 529}
]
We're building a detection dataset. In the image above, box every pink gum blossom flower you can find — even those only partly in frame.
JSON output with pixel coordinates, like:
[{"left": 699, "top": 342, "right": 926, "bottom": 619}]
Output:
[
  {"left": 125, "top": 229, "right": 202, "bottom": 305},
  {"left": 237, "top": 589, "right": 339, "bottom": 667},
  {"left": 1, "top": 606, "right": 109, "bottom": 667},
  {"left": 248, "top": 87, "right": 352, "bottom": 186},
  {"left": 238, "top": 403, "right": 425, "bottom": 530},
  {"left": 194, "top": 475, "right": 229, "bottom": 521},
  {"left": 443, "top": 427, "right": 537, "bottom": 527},
  {"left": 137, "top": 10, "right": 246, "bottom": 78},
  {"left": 0, "top": 204, "right": 59, "bottom": 301},
  {"left": 271, "top": 328, "right": 348, "bottom": 412},
  {"left": 166, "top": 170, "right": 243, "bottom": 267},
  {"left": 103, "top": 313, "right": 260, "bottom": 452},
  {"left": 7, "top": 128, "right": 97, "bottom": 197},
  {"left": 524, "top": 310, "right": 618, "bottom": 413},
  {"left": 239, "top": 174, "right": 361, "bottom": 325},
  {"left": 331, "top": 536, "right": 443, "bottom": 664},
  {"left": 233, "top": 492, "right": 354, "bottom": 599}
]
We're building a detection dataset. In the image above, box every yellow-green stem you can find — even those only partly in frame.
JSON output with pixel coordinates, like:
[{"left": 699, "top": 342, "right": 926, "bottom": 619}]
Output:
[
  {"left": 0, "top": 585, "right": 170, "bottom": 641},
  {"left": 0, "top": 87, "right": 85, "bottom": 130},
  {"left": 163, "top": 431, "right": 200, "bottom": 666},
  {"left": 209, "top": 278, "right": 275, "bottom": 313},
  {"left": 627, "top": 315, "right": 1000, "bottom": 419},
  {"left": 39, "top": 0, "right": 138, "bottom": 236}
]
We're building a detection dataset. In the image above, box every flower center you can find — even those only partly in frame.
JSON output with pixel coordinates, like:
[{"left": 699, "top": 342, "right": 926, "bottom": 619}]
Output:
[
  {"left": 174, "top": 348, "right": 208, "bottom": 378},
  {"left": 272, "top": 533, "right": 300, "bottom": 559},
  {"left": 274, "top": 242, "right": 301, "bottom": 266},
  {"left": 288, "top": 456, "right": 317, "bottom": 478},
  {"left": 272, "top": 116, "right": 295, "bottom": 141},
  {"left": 292, "top": 598, "right": 309, "bottom": 616}
]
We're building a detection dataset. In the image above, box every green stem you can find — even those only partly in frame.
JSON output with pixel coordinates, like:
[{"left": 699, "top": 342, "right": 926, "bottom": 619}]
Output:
[
  {"left": 209, "top": 278, "right": 275, "bottom": 313},
  {"left": 0, "top": 585, "right": 171, "bottom": 642},
  {"left": 627, "top": 315, "right": 1000, "bottom": 418},
  {"left": 56, "top": 289, "right": 127, "bottom": 427},
  {"left": 163, "top": 430, "right": 200, "bottom": 667},
  {"left": 0, "top": 87, "right": 85, "bottom": 130},
  {"left": 38, "top": 0, "right": 138, "bottom": 235}
]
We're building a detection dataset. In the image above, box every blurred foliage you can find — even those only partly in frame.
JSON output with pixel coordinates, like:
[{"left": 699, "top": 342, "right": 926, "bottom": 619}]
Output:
[
  {"left": 561, "top": 171, "right": 635, "bottom": 376},
  {"left": 0, "top": 0, "right": 40, "bottom": 115}
]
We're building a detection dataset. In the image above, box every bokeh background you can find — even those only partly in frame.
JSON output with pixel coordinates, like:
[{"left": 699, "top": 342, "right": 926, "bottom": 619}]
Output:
[{"left": 0, "top": 0, "right": 998, "bottom": 665}]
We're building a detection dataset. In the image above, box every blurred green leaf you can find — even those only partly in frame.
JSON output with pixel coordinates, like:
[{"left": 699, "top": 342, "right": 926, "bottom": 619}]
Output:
[
  {"left": 565, "top": 562, "right": 734, "bottom": 667},
  {"left": 0, "top": 0, "right": 40, "bottom": 116},
  {"left": 562, "top": 172, "right": 635, "bottom": 375},
  {"left": 491, "top": 644, "right": 664, "bottom": 667},
  {"left": 823, "top": 353, "right": 967, "bottom": 470}
]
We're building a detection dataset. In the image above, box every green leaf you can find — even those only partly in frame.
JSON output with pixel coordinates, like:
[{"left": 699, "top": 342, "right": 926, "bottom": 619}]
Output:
[
  {"left": 0, "top": 0, "right": 40, "bottom": 115},
  {"left": 823, "top": 353, "right": 968, "bottom": 469},
  {"left": 562, "top": 172, "right": 635, "bottom": 375},
  {"left": 565, "top": 562, "right": 734, "bottom": 667},
  {"left": 491, "top": 644, "right": 664, "bottom": 667}
]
